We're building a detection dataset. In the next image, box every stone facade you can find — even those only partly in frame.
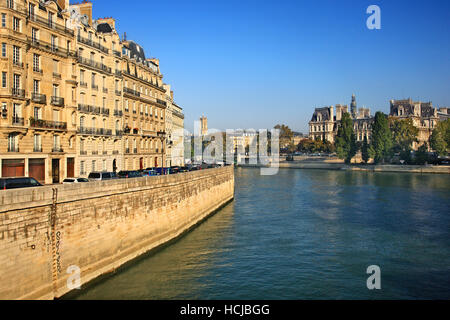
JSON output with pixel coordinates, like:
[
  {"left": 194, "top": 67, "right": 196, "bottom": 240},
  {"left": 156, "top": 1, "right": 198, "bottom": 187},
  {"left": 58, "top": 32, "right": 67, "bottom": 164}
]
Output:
[
  {"left": 0, "top": 0, "right": 185, "bottom": 184},
  {"left": 0, "top": 166, "right": 234, "bottom": 300},
  {"left": 389, "top": 98, "right": 441, "bottom": 149},
  {"left": 309, "top": 96, "right": 449, "bottom": 150},
  {"left": 309, "top": 95, "right": 373, "bottom": 144}
]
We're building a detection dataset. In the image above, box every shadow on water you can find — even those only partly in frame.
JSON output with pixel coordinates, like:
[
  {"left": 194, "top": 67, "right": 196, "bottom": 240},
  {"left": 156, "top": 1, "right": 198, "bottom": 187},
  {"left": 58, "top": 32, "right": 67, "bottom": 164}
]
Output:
[{"left": 69, "top": 168, "right": 450, "bottom": 300}]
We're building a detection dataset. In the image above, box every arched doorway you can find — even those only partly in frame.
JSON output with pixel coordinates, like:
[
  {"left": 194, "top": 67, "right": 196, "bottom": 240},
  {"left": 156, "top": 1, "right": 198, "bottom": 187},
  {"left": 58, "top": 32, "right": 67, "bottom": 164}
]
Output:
[{"left": 113, "top": 159, "right": 117, "bottom": 172}]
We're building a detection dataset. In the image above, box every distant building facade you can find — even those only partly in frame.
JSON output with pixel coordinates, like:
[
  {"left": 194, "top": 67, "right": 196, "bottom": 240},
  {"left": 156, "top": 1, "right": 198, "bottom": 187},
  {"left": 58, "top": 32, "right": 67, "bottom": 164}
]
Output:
[
  {"left": 309, "top": 95, "right": 373, "bottom": 144},
  {"left": 309, "top": 95, "right": 449, "bottom": 150}
]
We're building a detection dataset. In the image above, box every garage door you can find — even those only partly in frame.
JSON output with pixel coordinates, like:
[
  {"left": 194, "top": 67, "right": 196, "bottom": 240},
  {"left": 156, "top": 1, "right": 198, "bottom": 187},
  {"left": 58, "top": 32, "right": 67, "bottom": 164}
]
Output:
[
  {"left": 29, "top": 159, "right": 45, "bottom": 183},
  {"left": 2, "top": 159, "right": 25, "bottom": 177}
]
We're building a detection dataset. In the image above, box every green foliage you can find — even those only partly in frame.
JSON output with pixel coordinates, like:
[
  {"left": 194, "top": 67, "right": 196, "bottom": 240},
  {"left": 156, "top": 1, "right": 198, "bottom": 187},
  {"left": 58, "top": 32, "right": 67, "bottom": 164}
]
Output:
[
  {"left": 297, "top": 138, "right": 334, "bottom": 154},
  {"left": 430, "top": 119, "right": 450, "bottom": 156},
  {"left": 414, "top": 143, "right": 429, "bottom": 165},
  {"left": 361, "top": 136, "right": 371, "bottom": 164},
  {"left": 274, "top": 124, "right": 294, "bottom": 149},
  {"left": 334, "top": 112, "right": 357, "bottom": 164},
  {"left": 390, "top": 118, "right": 418, "bottom": 163},
  {"left": 371, "top": 112, "right": 393, "bottom": 164}
]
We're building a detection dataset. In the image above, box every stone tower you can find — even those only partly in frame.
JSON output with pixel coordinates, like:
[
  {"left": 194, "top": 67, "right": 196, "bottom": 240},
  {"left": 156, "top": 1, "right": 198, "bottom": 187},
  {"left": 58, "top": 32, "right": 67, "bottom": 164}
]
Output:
[
  {"left": 200, "top": 116, "right": 208, "bottom": 136},
  {"left": 351, "top": 94, "right": 357, "bottom": 119}
]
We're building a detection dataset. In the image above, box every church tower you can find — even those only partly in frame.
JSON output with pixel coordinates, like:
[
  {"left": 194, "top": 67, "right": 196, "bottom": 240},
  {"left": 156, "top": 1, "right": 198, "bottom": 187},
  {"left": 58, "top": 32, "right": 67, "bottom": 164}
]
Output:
[{"left": 350, "top": 94, "right": 357, "bottom": 118}]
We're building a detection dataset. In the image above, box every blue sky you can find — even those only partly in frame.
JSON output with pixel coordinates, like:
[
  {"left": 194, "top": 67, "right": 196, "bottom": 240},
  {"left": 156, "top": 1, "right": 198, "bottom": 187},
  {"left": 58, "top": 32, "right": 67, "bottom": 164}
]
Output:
[{"left": 91, "top": 0, "right": 450, "bottom": 133}]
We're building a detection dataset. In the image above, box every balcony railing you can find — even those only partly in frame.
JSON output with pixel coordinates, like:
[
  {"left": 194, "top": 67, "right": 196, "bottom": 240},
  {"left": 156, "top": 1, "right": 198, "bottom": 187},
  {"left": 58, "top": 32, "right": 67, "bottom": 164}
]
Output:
[
  {"left": 157, "top": 99, "right": 167, "bottom": 107},
  {"left": 80, "top": 151, "right": 88, "bottom": 155},
  {"left": 12, "top": 60, "right": 24, "bottom": 68},
  {"left": 52, "top": 147, "right": 64, "bottom": 153},
  {"left": 12, "top": 116, "right": 24, "bottom": 126},
  {"left": 115, "top": 90, "right": 122, "bottom": 96},
  {"left": 28, "top": 39, "right": 77, "bottom": 58},
  {"left": 77, "top": 35, "right": 109, "bottom": 54},
  {"left": 113, "top": 51, "right": 121, "bottom": 57},
  {"left": 30, "top": 118, "right": 67, "bottom": 131},
  {"left": 53, "top": 72, "right": 61, "bottom": 79},
  {"left": 80, "top": 81, "right": 87, "bottom": 88},
  {"left": 51, "top": 96, "right": 64, "bottom": 107},
  {"left": 115, "top": 130, "right": 123, "bottom": 137},
  {"left": 113, "top": 110, "right": 123, "bottom": 117},
  {"left": 103, "top": 88, "right": 108, "bottom": 94},
  {"left": 133, "top": 148, "right": 138, "bottom": 154},
  {"left": 12, "top": 88, "right": 25, "bottom": 98},
  {"left": 91, "top": 84, "right": 98, "bottom": 91},
  {"left": 77, "top": 127, "right": 113, "bottom": 136},
  {"left": 78, "top": 104, "right": 101, "bottom": 114},
  {"left": 78, "top": 56, "right": 111, "bottom": 74},
  {"left": 115, "top": 70, "right": 122, "bottom": 77},
  {"left": 101, "top": 108, "right": 110, "bottom": 116},
  {"left": 27, "top": 11, "right": 75, "bottom": 36},
  {"left": 31, "top": 93, "right": 47, "bottom": 104},
  {"left": 125, "top": 148, "right": 130, "bottom": 154},
  {"left": 113, "top": 150, "right": 120, "bottom": 155},
  {"left": 92, "top": 151, "right": 98, "bottom": 155},
  {"left": 33, "top": 67, "right": 43, "bottom": 74},
  {"left": 123, "top": 87, "right": 140, "bottom": 97}
]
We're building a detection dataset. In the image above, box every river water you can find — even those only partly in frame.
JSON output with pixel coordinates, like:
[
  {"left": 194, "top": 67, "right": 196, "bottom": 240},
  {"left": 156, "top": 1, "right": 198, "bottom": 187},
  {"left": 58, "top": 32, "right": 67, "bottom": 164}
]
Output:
[{"left": 70, "top": 168, "right": 450, "bottom": 300}]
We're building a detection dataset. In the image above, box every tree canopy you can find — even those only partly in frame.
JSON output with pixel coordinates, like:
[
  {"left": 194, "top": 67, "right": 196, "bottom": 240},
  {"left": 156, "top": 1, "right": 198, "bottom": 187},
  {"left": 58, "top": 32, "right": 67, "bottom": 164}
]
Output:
[{"left": 334, "top": 112, "right": 357, "bottom": 164}]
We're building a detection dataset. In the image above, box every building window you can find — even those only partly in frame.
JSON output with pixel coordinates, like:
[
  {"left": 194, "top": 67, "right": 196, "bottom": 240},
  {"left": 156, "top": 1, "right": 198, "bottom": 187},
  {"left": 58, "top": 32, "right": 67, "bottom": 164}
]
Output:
[
  {"left": 31, "top": 28, "right": 38, "bottom": 43},
  {"left": 48, "top": 12, "right": 54, "bottom": 28},
  {"left": 33, "top": 80, "right": 39, "bottom": 93},
  {"left": 34, "top": 134, "right": 42, "bottom": 152},
  {"left": 12, "top": 46, "right": 20, "bottom": 64},
  {"left": 52, "top": 84, "right": 59, "bottom": 97},
  {"left": 92, "top": 160, "right": 96, "bottom": 172},
  {"left": 1, "top": 14, "right": 6, "bottom": 28},
  {"left": 8, "top": 133, "right": 19, "bottom": 152},
  {"left": 34, "top": 107, "right": 42, "bottom": 120},
  {"left": 13, "top": 17, "right": 20, "bottom": 32},
  {"left": 29, "top": 3, "right": 35, "bottom": 20},
  {"left": 33, "top": 54, "right": 40, "bottom": 72},
  {"left": 53, "top": 135, "right": 60, "bottom": 151},
  {"left": 2, "top": 72, "right": 6, "bottom": 88},
  {"left": 1, "top": 43, "right": 6, "bottom": 57},
  {"left": 80, "top": 161, "right": 85, "bottom": 175},
  {"left": 13, "top": 74, "right": 20, "bottom": 89}
]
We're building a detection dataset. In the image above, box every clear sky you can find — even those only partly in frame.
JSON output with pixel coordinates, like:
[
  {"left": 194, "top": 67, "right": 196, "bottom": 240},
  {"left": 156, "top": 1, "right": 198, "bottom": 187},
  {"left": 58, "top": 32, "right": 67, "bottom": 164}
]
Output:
[{"left": 91, "top": 0, "right": 450, "bottom": 133}]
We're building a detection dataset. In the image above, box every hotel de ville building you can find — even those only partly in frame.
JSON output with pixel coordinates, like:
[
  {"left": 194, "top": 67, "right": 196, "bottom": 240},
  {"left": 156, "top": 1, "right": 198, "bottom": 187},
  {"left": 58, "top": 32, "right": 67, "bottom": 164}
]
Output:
[{"left": 0, "top": 0, "right": 184, "bottom": 184}]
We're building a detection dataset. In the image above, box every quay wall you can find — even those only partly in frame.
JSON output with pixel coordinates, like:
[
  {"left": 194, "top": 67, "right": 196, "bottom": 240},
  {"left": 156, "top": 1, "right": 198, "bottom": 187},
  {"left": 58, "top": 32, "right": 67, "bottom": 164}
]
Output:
[{"left": 0, "top": 166, "right": 234, "bottom": 300}]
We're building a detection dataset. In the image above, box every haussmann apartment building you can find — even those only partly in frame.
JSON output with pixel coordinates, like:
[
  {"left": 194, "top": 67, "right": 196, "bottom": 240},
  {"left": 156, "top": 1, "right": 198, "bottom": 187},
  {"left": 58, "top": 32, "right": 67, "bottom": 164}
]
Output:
[{"left": 0, "top": 0, "right": 184, "bottom": 184}]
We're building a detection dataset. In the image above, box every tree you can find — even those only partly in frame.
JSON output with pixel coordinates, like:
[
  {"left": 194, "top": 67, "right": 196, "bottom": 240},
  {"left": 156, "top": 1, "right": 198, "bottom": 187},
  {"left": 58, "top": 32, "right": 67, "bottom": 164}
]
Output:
[
  {"left": 334, "top": 112, "right": 357, "bottom": 164},
  {"left": 361, "top": 136, "right": 372, "bottom": 164},
  {"left": 370, "top": 112, "right": 393, "bottom": 164},
  {"left": 274, "top": 124, "right": 294, "bottom": 149},
  {"left": 430, "top": 119, "right": 450, "bottom": 156},
  {"left": 414, "top": 143, "right": 429, "bottom": 165},
  {"left": 390, "top": 118, "right": 418, "bottom": 163}
]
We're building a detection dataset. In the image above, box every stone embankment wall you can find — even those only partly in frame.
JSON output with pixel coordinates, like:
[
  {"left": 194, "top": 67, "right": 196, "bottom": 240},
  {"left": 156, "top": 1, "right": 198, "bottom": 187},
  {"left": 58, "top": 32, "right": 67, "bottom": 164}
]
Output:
[{"left": 0, "top": 166, "right": 234, "bottom": 300}]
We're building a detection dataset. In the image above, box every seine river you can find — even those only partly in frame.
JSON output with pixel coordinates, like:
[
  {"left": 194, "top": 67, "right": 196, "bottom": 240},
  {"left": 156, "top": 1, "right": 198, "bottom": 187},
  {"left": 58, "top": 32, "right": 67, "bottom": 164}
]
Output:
[{"left": 70, "top": 168, "right": 450, "bottom": 300}]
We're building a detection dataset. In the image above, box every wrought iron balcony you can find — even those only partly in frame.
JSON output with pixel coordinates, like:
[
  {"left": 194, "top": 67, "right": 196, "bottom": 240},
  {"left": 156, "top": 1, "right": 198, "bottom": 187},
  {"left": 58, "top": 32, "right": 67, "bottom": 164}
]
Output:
[
  {"left": 78, "top": 127, "right": 113, "bottom": 136},
  {"left": 92, "top": 84, "right": 98, "bottom": 91},
  {"left": 51, "top": 96, "right": 64, "bottom": 107},
  {"left": 157, "top": 99, "right": 167, "bottom": 107},
  {"left": 80, "top": 81, "right": 87, "bottom": 88},
  {"left": 113, "top": 150, "right": 120, "bottom": 155},
  {"left": 101, "top": 108, "right": 110, "bottom": 116},
  {"left": 13, "top": 60, "right": 24, "bottom": 68},
  {"left": 77, "top": 35, "right": 109, "bottom": 54},
  {"left": 52, "top": 147, "right": 64, "bottom": 153},
  {"left": 123, "top": 87, "right": 140, "bottom": 97},
  {"left": 103, "top": 88, "right": 108, "bottom": 94},
  {"left": 30, "top": 118, "right": 67, "bottom": 131},
  {"left": 78, "top": 56, "right": 111, "bottom": 74},
  {"left": 12, "top": 116, "right": 24, "bottom": 126},
  {"left": 53, "top": 72, "right": 61, "bottom": 79},
  {"left": 113, "top": 110, "right": 123, "bottom": 117},
  {"left": 12, "top": 88, "right": 25, "bottom": 98},
  {"left": 115, "top": 90, "right": 122, "bottom": 96}
]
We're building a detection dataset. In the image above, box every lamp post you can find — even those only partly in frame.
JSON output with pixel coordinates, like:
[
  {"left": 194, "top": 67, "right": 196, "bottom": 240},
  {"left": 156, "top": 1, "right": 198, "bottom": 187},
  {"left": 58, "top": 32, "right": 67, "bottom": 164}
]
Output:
[{"left": 157, "top": 131, "right": 166, "bottom": 173}]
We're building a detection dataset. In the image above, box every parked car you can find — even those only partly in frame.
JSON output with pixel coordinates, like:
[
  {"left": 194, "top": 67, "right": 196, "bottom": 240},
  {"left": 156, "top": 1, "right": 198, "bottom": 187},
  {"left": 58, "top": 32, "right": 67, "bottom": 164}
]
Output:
[
  {"left": 142, "top": 169, "right": 157, "bottom": 177},
  {"left": 0, "top": 177, "right": 43, "bottom": 190},
  {"left": 63, "top": 178, "right": 89, "bottom": 184},
  {"left": 88, "top": 172, "right": 116, "bottom": 181},
  {"left": 117, "top": 170, "right": 143, "bottom": 179},
  {"left": 179, "top": 166, "right": 190, "bottom": 173}
]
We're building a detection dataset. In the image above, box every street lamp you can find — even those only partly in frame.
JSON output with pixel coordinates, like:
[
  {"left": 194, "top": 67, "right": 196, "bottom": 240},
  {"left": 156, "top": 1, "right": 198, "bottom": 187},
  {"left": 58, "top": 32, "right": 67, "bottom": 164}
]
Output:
[{"left": 157, "top": 131, "right": 166, "bottom": 172}]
